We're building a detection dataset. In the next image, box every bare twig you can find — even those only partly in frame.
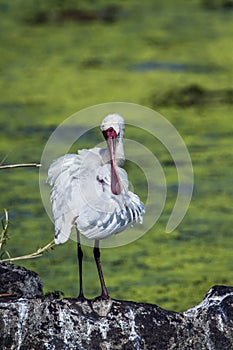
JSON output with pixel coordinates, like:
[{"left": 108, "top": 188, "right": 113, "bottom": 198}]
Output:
[
  {"left": 0, "top": 294, "right": 17, "bottom": 298},
  {"left": 0, "top": 209, "right": 9, "bottom": 253},
  {"left": 0, "top": 154, "right": 10, "bottom": 165},
  {"left": 0, "top": 163, "right": 41, "bottom": 169},
  {"left": 0, "top": 240, "right": 55, "bottom": 263}
]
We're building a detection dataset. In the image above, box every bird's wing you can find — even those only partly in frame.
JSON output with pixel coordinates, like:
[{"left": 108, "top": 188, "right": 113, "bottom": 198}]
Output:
[
  {"left": 47, "top": 149, "right": 103, "bottom": 244},
  {"left": 48, "top": 149, "right": 145, "bottom": 243},
  {"left": 47, "top": 154, "right": 80, "bottom": 243},
  {"left": 76, "top": 164, "right": 145, "bottom": 240}
]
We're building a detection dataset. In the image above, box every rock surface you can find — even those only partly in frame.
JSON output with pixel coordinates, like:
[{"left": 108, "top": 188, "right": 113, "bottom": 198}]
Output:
[
  {"left": 0, "top": 263, "right": 233, "bottom": 350},
  {"left": 0, "top": 262, "right": 43, "bottom": 298}
]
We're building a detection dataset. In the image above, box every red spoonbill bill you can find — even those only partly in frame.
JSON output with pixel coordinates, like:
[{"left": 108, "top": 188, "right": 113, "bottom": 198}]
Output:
[{"left": 47, "top": 114, "right": 145, "bottom": 300}]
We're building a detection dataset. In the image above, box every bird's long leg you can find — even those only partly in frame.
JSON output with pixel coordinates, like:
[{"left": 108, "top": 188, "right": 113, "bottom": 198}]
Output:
[
  {"left": 77, "top": 230, "right": 85, "bottom": 301},
  {"left": 93, "top": 240, "right": 109, "bottom": 300}
]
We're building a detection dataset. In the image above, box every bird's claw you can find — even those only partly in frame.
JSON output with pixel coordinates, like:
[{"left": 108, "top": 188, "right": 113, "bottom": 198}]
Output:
[
  {"left": 76, "top": 293, "right": 86, "bottom": 303},
  {"left": 93, "top": 293, "right": 110, "bottom": 302}
]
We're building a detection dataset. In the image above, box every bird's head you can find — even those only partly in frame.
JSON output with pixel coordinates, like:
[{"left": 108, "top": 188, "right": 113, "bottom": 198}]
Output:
[{"left": 101, "top": 114, "right": 125, "bottom": 140}]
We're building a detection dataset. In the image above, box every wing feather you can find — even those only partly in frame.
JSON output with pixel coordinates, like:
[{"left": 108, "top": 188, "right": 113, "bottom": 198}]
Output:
[
  {"left": 47, "top": 149, "right": 145, "bottom": 244},
  {"left": 47, "top": 154, "right": 82, "bottom": 243}
]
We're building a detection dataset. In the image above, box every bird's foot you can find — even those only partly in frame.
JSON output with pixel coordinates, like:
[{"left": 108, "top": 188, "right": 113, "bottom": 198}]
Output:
[
  {"left": 93, "top": 293, "right": 110, "bottom": 302},
  {"left": 101, "top": 292, "right": 110, "bottom": 300},
  {"left": 76, "top": 292, "right": 86, "bottom": 303}
]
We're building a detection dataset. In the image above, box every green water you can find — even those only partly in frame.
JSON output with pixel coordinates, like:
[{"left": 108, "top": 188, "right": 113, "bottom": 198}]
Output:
[{"left": 0, "top": 0, "right": 232, "bottom": 311}]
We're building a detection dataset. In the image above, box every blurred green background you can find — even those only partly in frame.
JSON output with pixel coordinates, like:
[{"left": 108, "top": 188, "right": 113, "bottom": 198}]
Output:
[{"left": 0, "top": 0, "right": 232, "bottom": 311}]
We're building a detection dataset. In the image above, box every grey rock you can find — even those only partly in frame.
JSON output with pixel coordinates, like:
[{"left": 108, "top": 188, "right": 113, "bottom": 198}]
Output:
[
  {"left": 0, "top": 263, "right": 233, "bottom": 349},
  {"left": 0, "top": 262, "right": 43, "bottom": 298}
]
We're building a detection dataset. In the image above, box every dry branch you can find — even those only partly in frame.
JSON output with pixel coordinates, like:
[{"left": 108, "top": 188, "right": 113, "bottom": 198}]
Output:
[
  {"left": 0, "top": 240, "right": 55, "bottom": 263},
  {"left": 0, "top": 163, "right": 41, "bottom": 169}
]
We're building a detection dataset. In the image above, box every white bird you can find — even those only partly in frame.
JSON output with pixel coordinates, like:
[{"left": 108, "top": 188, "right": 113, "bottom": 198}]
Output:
[{"left": 47, "top": 114, "right": 145, "bottom": 299}]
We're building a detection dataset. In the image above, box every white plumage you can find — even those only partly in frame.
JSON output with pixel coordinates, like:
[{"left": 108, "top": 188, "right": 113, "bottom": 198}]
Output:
[
  {"left": 47, "top": 113, "right": 145, "bottom": 299},
  {"left": 47, "top": 114, "right": 145, "bottom": 245}
]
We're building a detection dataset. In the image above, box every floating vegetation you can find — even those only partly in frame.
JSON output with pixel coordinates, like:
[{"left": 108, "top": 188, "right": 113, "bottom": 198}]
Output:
[
  {"left": 15, "top": 1, "right": 122, "bottom": 25},
  {"left": 1, "top": 0, "right": 232, "bottom": 311},
  {"left": 201, "top": 0, "right": 233, "bottom": 10},
  {"left": 151, "top": 84, "right": 233, "bottom": 107}
]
